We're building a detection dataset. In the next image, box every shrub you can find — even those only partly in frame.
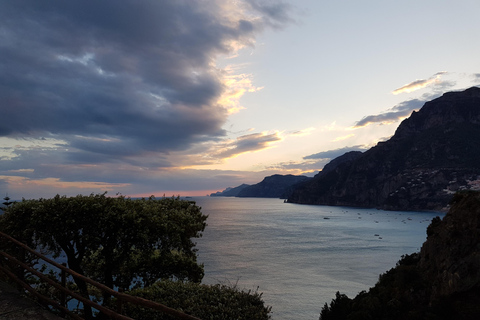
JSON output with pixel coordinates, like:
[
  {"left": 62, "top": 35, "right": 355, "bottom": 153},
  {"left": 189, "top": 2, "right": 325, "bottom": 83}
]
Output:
[{"left": 124, "top": 280, "right": 272, "bottom": 320}]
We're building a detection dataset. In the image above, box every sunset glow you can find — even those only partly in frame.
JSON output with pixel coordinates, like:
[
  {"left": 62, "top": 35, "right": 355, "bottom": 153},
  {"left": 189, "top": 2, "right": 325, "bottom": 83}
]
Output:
[{"left": 0, "top": 1, "right": 479, "bottom": 199}]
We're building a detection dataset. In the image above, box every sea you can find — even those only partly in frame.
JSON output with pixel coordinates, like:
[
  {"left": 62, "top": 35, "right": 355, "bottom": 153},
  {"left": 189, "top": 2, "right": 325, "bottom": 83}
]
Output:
[{"left": 190, "top": 196, "right": 444, "bottom": 320}]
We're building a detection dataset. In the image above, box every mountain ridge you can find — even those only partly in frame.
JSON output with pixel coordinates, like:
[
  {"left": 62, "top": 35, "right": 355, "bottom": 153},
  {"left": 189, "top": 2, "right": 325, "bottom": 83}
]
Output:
[
  {"left": 210, "top": 184, "right": 251, "bottom": 197},
  {"left": 210, "top": 174, "right": 311, "bottom": 198},
  {"left": 288, "top": 87, "right": 480, "bottom": 211},
  {"left": 237, "top": 174, "right": 311, "bottom": 198}
]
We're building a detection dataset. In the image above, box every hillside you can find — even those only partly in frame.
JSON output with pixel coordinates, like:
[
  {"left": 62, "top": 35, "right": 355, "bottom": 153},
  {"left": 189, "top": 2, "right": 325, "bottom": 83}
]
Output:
[
  {"left": 288, "top": 87, "right": 480, "bottom": 211},
  {"left": 210, "top": 184, "right": 251, "bottom": 197},
  {"left": 210, "top": 175, "right": 311, "bottom": 198},
  {"left": 236, "top": 174, "right": 311, "bottom": 198},
  {"left": 320, "top": 191, "right": 480, "bottom": 320}
]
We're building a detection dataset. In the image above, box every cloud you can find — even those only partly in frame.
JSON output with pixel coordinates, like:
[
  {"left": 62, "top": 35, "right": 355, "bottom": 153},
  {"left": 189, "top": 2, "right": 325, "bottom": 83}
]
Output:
[
  {"left": 0, "top": 0, "right": 292, "bottom": 163},
  {"left": 0, "top": 0, "right": 298, "bottom": 199},
  {"left": 353, "top": 99, "right": 425, "bottom": 128},
  {"left": 1, "top": 176, "right": 129, "bottom": 191},
  {"left": 266, "top": 159, "right": 321, "bottom": 176},
  {"left": 353, "top": 76, "right": 462, "bottom": 129},
  {"left": 0, "top": 1, "right": 295, "bottom": 197},
  {"left": 332, "top": 134, "right": 355, "bottom": 142},
  {"left": 1, "top": 165, "right": 289, "bottom": 199},
  {"left": 212, "top": 131, "right": 283, "bottom": 159},
  {"left": 266, "top": 145, "right": 369, "bottom": 176},
  {"left": 0, "top": 178, "right": 7, "bottom": 194},
  {"left": 321, "top": 121, "right": 338, "bottom": 132},
  {"left": 0, "top": 174, "right": 131, "bottom": 199},
  {"left": 303, "top": 145, "right": 367, "bottom": 160},
  {"left": 392, "top": 72, "right": 447, "bottom": 95},
  {"left": 268, "top": 145, "right": 370, "bottom": 176},
  {"left": 290, "top": 127, "right": 316, "bottom": 137},
  {"left": 244, "top": 0, "right": 295, "bottom": 29},
  {"left": 217, "top": 65, "right": 264, "bottom": 114}
]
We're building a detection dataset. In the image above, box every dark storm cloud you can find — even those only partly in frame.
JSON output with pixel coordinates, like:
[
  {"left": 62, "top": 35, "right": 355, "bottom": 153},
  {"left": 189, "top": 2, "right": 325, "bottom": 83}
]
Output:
[
  {"left": 303, "top": 145, "right": 366, "bottom": 160},
  {"left": 0, "top": 0, "right": 291, "bottom": 162}
]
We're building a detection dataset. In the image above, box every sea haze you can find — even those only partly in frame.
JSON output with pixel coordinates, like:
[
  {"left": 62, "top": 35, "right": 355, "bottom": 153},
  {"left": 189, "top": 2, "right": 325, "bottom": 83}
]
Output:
[{"left": 192, "top": 197, "right": 444, "bottom": 320}]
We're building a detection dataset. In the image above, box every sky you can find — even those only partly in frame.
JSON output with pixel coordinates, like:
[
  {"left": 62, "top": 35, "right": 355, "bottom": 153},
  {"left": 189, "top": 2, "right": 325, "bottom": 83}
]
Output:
[{"left": 1, "top": 0, "right": 480, "bottom": 199}]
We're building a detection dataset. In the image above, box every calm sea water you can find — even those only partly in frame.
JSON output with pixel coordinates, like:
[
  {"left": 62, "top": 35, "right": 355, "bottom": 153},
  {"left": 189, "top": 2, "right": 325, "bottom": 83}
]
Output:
[{"left": 190, "top": 196, "right": 443, "bottom": 320}]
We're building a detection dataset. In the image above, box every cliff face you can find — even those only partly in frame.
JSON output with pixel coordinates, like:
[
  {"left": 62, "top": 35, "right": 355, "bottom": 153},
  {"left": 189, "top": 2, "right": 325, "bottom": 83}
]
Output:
[
  {"left": 236, "top": 174, "right": 311, "bottom": 198},
  {"left": 420, "top": 191, "right": 480, "bottom": 301},
  {"left": 320, "top": 191, "right": 480, "bottom": 320},
  {"left": 289, "top": 87, "right": 480, "bottom": 211}
]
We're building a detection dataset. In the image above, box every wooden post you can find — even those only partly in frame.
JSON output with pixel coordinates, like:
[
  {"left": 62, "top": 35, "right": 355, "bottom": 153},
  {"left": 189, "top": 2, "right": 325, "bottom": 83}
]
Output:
[
  {"left": 61, "top": 263, "right": 67, "bottom": 317},
  {"left": 117, "top": 288, "right": 124, "bottom": 315}
]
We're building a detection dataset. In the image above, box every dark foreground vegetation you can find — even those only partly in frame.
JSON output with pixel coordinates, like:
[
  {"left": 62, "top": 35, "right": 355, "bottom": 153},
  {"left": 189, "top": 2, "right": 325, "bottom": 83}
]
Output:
[
  {"left": 125, "top": 280, "right": 271, "bottom": 320},
  {"left": 0, "top": 193, "right": 271, "bottom": 319},
  {"left": 320, "top": 191, "right": 480, "bottom": 320}
]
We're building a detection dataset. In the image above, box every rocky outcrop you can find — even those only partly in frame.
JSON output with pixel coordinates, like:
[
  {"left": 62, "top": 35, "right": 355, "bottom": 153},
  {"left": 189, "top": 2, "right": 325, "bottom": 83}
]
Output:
[
  {"left": 236, "top": 174, "right": 311, "bottom": 198},
  {"left": 289, "top": 87, "right": 480, "bottom": 211},
  {"left": 320, "top": 191, "right": 480, "bottom": 320}
]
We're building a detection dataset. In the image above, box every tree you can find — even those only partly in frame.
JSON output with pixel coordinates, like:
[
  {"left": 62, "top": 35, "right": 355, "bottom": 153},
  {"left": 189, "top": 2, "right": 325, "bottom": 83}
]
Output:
[
  {"left": 0, "top": 193, "right": 207, "bottom": 319},
  {"left": 1, "top": 195, "right": 14, "bottom": 210}
]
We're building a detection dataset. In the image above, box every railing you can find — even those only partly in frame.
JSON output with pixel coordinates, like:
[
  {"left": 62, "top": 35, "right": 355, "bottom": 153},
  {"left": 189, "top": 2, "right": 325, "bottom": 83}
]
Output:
[{"left": 0, "top": 231, "right": 201, "bottom": 320}]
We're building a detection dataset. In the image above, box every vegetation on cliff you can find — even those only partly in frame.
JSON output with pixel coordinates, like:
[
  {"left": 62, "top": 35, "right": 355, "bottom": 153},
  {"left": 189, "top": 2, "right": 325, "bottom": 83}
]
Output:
[{"left": 319, "top": 191, "right": 480, "bottom": 320}]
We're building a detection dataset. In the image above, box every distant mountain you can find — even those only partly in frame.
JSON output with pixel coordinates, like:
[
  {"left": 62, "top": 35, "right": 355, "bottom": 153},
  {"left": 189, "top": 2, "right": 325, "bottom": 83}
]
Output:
[
  {"left": 211, "top": 175, "right": 312, "bottom": 198},
  {"left": 288, "top": 87, "right": 480, "bottom": 211},
  {"left": 320, "top": 191, "right": 480, "bottom": 319},
  {"left": 210, "top": 184, "right": 250, "bottom": 197},
  {"left": 237, "top": 174, "right": 312, "bottom": 198}
]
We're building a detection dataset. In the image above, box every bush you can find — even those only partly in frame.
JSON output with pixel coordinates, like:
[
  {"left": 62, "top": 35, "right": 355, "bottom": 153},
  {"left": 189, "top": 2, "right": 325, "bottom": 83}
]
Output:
[{"left": 124, "top": 280, "right": 272, "bottom": 320}]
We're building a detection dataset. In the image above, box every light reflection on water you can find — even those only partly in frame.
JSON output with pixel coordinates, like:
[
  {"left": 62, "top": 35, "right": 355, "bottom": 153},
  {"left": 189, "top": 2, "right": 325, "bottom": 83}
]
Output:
[{"left": 192, "top": 196, "right": 443, "bottom": 320}]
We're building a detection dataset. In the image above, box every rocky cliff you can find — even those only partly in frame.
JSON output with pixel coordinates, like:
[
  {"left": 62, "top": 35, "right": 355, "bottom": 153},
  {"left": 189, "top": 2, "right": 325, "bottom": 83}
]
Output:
[
  {"left": 420, "top": 191, "right": 480, "bottom": 302},
  {"left": 289, "top": 87, "right": 480, "bottom": 211},
  {"left": 320, "top": 191, "right": 480, "bottom": 320}
]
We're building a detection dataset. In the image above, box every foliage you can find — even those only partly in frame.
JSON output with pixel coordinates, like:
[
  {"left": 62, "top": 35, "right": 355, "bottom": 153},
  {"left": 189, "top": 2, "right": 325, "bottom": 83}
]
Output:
[
  {"left": 319, "top": 292, "right": 352, "bottom": 320},
  {"left": 426, "top": 216, "right": 442, "bottom": 236},
  {"left": 0, "top": 198, "right": 43, "bottom": 285},
  {"left": 0, "top": 193, "right": 207, "bottom": 318},
  {"left": 319, "top": 253, "right": 435, "bottom": 320},
  {"left": 123, "top": 280, "right": 272, "bottom": 320},
  {"left": 319, "top": 190, "right": 480, "bottom": 320}
]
